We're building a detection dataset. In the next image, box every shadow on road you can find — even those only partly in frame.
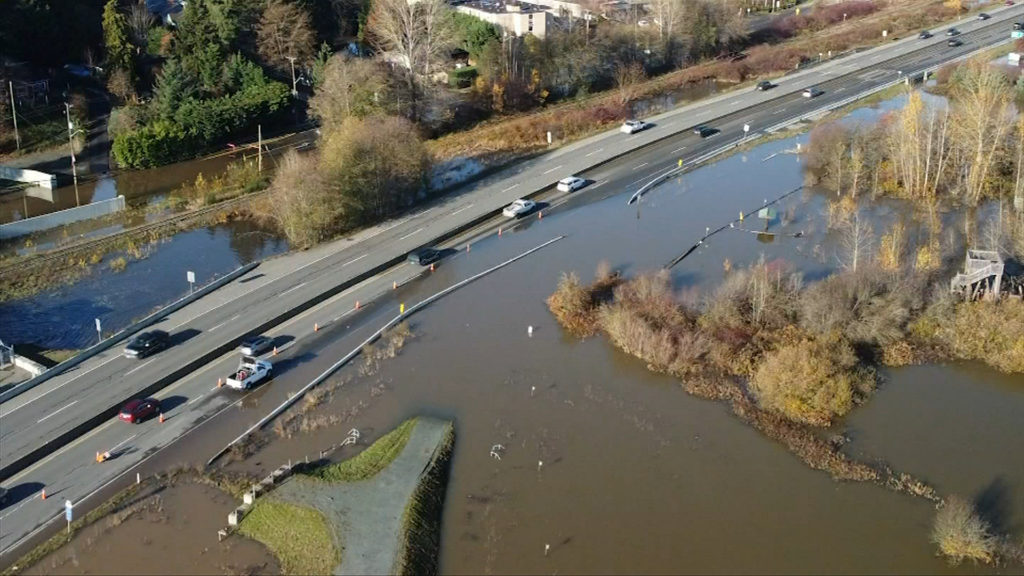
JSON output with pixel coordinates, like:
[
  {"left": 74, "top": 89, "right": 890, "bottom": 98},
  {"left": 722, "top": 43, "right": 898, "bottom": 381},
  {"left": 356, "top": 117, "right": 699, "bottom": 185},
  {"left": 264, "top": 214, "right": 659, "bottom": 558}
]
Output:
[
  {"left": 239, "top": 273, "right": 266, "bottom": 284},
  {"left": 170, "top": 328, "right": 201, "bottom": 347},
  {"left": 159, "top": 395, "right": 189, "bottom": 413},
  {"left": 271, "top": 334, "right": 295, "bottom": 348},
  {"left": 1, "top": 482, "right": 44, "bottom": 510}
]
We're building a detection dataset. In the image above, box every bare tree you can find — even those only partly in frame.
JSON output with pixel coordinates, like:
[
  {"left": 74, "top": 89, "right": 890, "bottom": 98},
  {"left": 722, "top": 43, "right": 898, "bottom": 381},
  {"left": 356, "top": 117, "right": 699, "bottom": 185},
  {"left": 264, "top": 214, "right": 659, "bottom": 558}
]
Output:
[
  {"left": 951, "top": 60, "right": 1013, "bottom": 204},
  {"left": 886, "top": 90, "right": 952, "bottom": 201},
  {"left": 127, "top": 1, "right": 154, "bottom": 52},
  {"left": 367, "top": 0, "right": 453, "bottom": 120},
  {"left": 257, "top": 0, "right": 317, "bottom": 76},
  {"left": 309, "top": 55, "right": 390, "bottom": 131},
  {"left": 838, "top": 209, "right": 874, "bottom": 273},
  {"left": 614, "top": 60, "right": 646, "bottom": 107},
  {"left": 1014, "top": 116, "right": 1024, "bottom": 212}
]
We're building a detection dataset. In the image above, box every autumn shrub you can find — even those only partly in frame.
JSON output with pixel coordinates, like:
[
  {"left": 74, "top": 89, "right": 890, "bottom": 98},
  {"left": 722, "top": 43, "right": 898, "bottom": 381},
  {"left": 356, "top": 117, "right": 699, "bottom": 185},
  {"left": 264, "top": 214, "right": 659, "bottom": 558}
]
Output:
[
  {"left": 750, "top": 334, "right": 875, "bottom": 427},
  {"left": 932, "top": 496, "right": 997, "bottom": 565},
  {"left": 547, "top": 268, "right": 622, "bottom": 337},
  {"left": 940, "top": 299, "right": 1024, "bottom": 373}
]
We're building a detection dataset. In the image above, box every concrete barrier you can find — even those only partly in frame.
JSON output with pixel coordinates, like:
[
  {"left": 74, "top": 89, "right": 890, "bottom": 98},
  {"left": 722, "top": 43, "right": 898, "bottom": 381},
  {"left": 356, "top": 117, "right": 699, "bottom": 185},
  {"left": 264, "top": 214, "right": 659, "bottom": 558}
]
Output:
[
  {"left": 0, "top": 262, "right": 259, "bottom": 406},
  {"left": 0, "top": 165, "right": 56, "bottom": 190},
  {"left": 13, "top": 355, "right": 46, "bottom": 376},
  {"left": 0, "top": 196, "right": 126, "bottom": 239}
]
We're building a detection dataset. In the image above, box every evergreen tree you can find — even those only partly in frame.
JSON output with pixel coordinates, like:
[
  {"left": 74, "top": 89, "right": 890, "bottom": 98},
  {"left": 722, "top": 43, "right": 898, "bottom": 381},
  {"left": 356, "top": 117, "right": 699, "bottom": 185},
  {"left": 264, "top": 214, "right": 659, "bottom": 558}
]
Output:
[{"left": 103, "top": 0, "right": 134, "bottom": 76}]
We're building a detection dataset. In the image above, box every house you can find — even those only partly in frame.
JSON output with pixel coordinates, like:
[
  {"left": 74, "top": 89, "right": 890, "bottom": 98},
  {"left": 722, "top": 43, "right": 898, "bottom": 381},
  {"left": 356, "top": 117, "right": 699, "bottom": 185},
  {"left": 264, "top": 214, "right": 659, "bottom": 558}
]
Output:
[
  {"left": 146, "top": 0, "right": 186, "bottom": 26},
  {"left": 454, "top": 1, "right": 554, "bottom": 38}
]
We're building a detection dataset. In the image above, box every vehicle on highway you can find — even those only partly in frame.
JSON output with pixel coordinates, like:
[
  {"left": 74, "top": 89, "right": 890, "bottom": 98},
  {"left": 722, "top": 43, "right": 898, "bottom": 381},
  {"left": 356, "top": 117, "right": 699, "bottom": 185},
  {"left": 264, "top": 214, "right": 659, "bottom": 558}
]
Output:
[
  {"left": 226, "top": 356, "right": 273, "bottom": 390},
  {"left": 119, "top": 398, "right": 161, "bottom": 423},
  {"left": 407, "top": 247, "right": 442, "bottom": 266},
  {"left": 693, "top": 125, "right": 717, "bottom": 138},
  {"left": 1014, "top": 21, "right": 1023, "bottom": 30},
  {"left": 977, "top": 12, "right": 990, "bottom": 20},
  {"left": 918, "top": 30, "right": 932, "bottom": 39},
  {"left": 755, "top": 80, "right": 775, "bottom": 91},
  {"left": 946, "top": 27, "right": 960, "bottom": 36},
  {"left": 620, "top": 119, "right": 650, "bottom": 134},
  {"left": 948, "top": 38, "right": 963, "bottom": 47},
  {"left": 802, "top": 87, "right": 824, "bottom": 98},
  {"left": 123, "top": 330, "right": 170, "bottom": 359},
  {"left": 239, "top": 335, "right": 273, "bottom": 356},
  {"left": 0, "top": 486, "right": 8, "bottom": 507},
  {"left": 556, "top": 176, "right": 588, "bottom": 193},
  {"left": 503, "top": 199, "right": 537, "bottom": 218}
]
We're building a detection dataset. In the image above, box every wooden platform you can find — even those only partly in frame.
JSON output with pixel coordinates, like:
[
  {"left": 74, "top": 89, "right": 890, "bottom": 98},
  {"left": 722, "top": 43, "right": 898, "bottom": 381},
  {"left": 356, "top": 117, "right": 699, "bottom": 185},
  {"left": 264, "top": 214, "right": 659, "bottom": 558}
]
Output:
[{"left": 950, "top": 249, "right": 1004, "bottom": 300}]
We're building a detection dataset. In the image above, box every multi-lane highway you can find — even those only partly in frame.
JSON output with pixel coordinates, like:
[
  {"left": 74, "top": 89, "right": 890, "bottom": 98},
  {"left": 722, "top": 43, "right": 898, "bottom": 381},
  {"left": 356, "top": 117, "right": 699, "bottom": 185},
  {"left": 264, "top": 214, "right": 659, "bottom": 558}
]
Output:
[{"left": 2, "top": 1, "right": 1023, "bottom": 559}]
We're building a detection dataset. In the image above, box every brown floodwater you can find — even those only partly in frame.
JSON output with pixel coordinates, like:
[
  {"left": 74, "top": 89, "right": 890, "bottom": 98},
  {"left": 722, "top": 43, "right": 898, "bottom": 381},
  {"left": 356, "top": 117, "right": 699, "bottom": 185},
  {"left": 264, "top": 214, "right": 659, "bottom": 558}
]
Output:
[
  {"left": 24, "top": 482, "right": 279, "bottom": 575},
  {"left": 16, "top": 92, "right": 1024, "bottom": 574}
]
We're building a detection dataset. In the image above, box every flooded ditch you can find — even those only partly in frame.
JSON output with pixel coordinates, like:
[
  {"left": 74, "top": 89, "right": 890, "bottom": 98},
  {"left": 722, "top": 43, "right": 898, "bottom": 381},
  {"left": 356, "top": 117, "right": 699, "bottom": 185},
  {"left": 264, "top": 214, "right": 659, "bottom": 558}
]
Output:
[{"left": 7, "top": 90, "right": 1024, "bottom": 574}]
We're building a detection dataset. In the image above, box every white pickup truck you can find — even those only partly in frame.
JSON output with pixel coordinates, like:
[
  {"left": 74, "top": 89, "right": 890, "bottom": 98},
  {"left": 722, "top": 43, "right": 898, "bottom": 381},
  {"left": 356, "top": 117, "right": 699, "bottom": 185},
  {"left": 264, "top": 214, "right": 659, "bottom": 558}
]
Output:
[{"left": 225, "top": 356, "right": 273, "bottom": 390}]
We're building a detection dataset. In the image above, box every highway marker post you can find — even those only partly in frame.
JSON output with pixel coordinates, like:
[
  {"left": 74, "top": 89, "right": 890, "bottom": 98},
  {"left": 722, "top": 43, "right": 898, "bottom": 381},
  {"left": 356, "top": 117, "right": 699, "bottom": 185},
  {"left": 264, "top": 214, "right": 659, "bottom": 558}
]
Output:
[
  {"left": 65, "top": 500, "right": 73, "bottom": 534},
  {"left": 187, "top": 270, "right": 196, "bottom": 294},
  {"left": 94, "top": 317, "right": 102, "bottom": 344}
]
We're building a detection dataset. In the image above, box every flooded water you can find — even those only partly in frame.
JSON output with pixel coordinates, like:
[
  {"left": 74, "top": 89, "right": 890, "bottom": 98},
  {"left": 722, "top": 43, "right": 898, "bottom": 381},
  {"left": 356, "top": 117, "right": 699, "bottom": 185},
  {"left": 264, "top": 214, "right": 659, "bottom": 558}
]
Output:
[
  {"left": 25, "top": 482, "right": 279, "bottom": 575},
  {"left": 9, "top": 90, "right": 1024, "bottom": 573},
  {"left": 0, "top": 219, "right": 288, "bottom": 350}
]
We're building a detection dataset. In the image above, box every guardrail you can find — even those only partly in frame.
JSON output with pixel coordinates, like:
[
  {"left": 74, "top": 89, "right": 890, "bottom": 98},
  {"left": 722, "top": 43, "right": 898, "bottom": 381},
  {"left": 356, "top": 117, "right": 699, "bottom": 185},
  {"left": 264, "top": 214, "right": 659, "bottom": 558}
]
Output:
[{"left": 0, "top": 262, "right": 259, "bottom": 405}]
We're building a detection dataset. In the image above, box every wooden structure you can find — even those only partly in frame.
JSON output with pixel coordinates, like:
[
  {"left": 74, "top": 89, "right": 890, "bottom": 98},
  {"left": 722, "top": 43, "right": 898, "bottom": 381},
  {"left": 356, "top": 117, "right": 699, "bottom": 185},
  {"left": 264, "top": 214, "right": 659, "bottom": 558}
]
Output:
[{"left": 950, "top": 249, "right": 1004, "bottom": 301}]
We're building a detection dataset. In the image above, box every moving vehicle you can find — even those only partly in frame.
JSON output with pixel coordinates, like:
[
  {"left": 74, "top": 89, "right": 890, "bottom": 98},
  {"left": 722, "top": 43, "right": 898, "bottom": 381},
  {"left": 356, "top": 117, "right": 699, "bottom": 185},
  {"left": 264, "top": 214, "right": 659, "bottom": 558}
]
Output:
[
  {"left": 693, "top": 125, "right": 717, "bottom": 138},
  {"left": 977, "top": 12, "right": 990, "bottom": 20},
  {"left": 225, "top": 357, "right": 273, "bottom": 390},
  {"left": 123, "top": 330, "right": 170, "bottom": 359},
  {"left": 802, "top": 87, "right": 824, "bottom": 98},
  {"left": 407, "top": 247, "right": 442, "bottom": 266},
  {"left": 1014, "top": 21, "right": 1023, "bottom": 30},
  {"left": 119, "top": 398, "right": 161, "bottom": 423},
  {"left": 620, "top": 119, "right": 651, "bottom": 134},
  {"left": 0, "top": 486, "right": 8, "bottom": 507},
  {"left": 946, "top": 27, "right": 960, "bottom": 36},
  {"left": 918, "top": 30, "right": 932, "bottom": 39},
  {"left": 756, "top": 80, "right": 775, "bottom": 91},
  {"left": 239, "top": 335, "right": 273, "bottom": 356},
  {"left": 503, "top": 199, "right": 536, "bottom": 218},
  {"left": 948, "top": 38, "right": 963, "bottom": 47},
  {"left": 556, "top": 176, "right": 587, "bottom": 193}
]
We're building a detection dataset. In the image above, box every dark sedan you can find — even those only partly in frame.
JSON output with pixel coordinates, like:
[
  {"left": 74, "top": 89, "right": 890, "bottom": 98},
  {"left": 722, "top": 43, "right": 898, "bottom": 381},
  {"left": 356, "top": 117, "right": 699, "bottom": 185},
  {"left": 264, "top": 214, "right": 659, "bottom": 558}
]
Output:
[
  {"left": 123, "top": 330, "right": 170, "bottom": 359},
  {"left": 407, "top": 248, "right": 442, "bottom": 266},
  {"left": 119, "top": 398, "right": 161, "bottom": 423}
]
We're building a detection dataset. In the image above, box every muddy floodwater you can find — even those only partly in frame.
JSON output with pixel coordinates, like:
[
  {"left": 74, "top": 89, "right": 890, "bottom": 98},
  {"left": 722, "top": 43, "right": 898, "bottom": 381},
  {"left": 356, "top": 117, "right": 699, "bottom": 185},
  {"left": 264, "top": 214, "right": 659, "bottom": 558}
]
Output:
[
  {"left": 25, "top": 482, "right": 278, "bottom": 575},
  {"left": 13, "top": 92, "right": 1024, "bottom": 573}
]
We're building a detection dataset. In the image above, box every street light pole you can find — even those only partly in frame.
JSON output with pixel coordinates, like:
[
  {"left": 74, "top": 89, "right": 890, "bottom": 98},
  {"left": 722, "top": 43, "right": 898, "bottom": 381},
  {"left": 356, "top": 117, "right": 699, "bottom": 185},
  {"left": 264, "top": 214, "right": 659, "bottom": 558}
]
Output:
[
  {"left": 9, "top": 81, "right": 20, "bottom": 150},
  {"left": 286, "top": 56, "right": 298, "bottom": 96},
  {"left": 64, "top": 101, "right": 80, "bottom": 206}
]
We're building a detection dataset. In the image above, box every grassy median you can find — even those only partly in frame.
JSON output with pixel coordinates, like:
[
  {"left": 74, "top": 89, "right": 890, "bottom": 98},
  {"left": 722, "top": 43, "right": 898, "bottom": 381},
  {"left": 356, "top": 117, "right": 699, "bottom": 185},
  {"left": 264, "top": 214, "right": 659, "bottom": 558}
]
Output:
[{"left": 238, "top": 499, "right": 339, "bottom": 575}]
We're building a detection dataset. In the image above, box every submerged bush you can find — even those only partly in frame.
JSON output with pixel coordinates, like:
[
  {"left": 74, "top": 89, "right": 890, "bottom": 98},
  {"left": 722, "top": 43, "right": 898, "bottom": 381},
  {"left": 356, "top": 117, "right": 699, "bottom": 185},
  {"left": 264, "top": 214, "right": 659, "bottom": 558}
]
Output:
[
  {"left": 546, "top": 266, "right": 621, "bottom": 337},
  {"left": 749, "top": 334, "right": 875, "bottom": 427},
  {"left": 942, "top": 299, "right": 1024, "bottom": 373},
  {"left": 932, "top": 496, "right": 996, "bottom": 565}
]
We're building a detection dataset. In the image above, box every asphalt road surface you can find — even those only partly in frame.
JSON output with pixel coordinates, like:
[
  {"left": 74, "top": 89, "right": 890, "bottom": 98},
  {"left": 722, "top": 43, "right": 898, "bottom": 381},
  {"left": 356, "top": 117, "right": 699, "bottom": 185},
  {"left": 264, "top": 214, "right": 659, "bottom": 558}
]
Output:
[{"left": 1, "top": 2, "right": 1022, "bottom": 559}]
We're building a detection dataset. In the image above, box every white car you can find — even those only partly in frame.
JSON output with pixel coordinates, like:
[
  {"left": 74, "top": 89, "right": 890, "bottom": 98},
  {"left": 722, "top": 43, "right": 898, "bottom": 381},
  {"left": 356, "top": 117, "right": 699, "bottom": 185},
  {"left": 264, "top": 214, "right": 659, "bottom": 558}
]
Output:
[
  {"left": 556, "top": 176, "right": 587, "bottom": 193},
  {"left": 620, "top": 119, "right": 650, "bottom": 134},
  {"left": 503, "top": 199, "right": 536, "bottom": 218},
  {"left": 802, "top": 87, "right": 824, "bottom": 98}
]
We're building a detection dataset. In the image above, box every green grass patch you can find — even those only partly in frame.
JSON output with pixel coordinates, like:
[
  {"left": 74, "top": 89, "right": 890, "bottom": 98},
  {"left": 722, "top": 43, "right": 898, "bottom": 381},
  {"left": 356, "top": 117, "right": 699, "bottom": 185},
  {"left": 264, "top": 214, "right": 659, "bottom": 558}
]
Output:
[
  {"left": 238, "top": 499, "right": 339, "bottom": 575},
  {"left": 40, "top": 349, "right": 78, "bottom": 365},
  {"left": 307, "top": 418, "right": 417, "bottom": 483},
  {"left": 395, "top": 422, "right": 454, "bottom": 576}
]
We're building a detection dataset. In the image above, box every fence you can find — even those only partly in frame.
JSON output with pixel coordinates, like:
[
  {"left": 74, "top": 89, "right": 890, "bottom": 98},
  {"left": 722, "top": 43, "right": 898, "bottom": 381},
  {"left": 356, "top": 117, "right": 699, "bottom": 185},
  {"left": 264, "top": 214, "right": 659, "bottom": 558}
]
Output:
[
  {"left": 0, "top": 165, "right": 56, "bottom": 190},
  {"left": 0, "top": 196, "right": 126, "bottom": 239}
]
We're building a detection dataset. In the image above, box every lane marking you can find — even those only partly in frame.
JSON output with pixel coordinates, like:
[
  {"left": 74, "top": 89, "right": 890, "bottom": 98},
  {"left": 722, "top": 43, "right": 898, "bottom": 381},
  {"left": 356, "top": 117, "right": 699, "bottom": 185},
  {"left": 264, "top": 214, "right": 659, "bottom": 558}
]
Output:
[
  {"left": 1, "top": 355, "right": 120, "bottom": 417},
  {"left": 187, "top": 394, "right": 205, "bottom": 406},
  {"left": 280, "top": 281, "right": 307, "bottom": 297},
  {"left": 590, "top": 180, "right": 608, "bottom": 189},
  {"left": 209, "top": 320, "right": 227, "bottom": 332},
  {"left": 111, "top": 434, "right": 136, "bottom": 451},
  {"left": 342, "top": 254, "right": 368, "bottom": 267},
  {"left": 542, "top": 165, "right": 563, "bottom": 175},
  {"left": 729, "top": 99, "right": 741, "bottom": 105},
  {"left": 124, "top": 359, "right": 153, "bottom": 376},
  {"left": 584, "top": 148, "right": 604, "bottom": 157},
  {"left": 502, "top": 184, "right": 518, "bottom": 193},
  {"left": 632, "top": 162, "right": 649, "bottom": 171},
  {"left": 450, "top": 203, "right": 474, "bottom": 216},
  {"left": 36, "top": 401, "right": 78, "bottom": 424},
  {"left": 671, "top": 146, "right": 687, "bottom": 154},
  {"left": 398, "top": 227, "right": 423, "bottom": 241}
]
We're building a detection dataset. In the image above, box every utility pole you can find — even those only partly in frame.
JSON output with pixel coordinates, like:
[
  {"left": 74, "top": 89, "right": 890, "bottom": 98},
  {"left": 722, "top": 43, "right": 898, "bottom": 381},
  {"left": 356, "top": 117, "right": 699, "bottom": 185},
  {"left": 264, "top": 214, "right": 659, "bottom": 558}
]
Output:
[
  {"left": 286, "top": 56, "right": 298, "bottom": 96},
  {"left": 9, "top": 81, "right": 20, "bottom": 150},
  {"left": 64, "top": 101, "right": 81, "bottom": 206},
  {"left": 257, "top": 124, "right": 262, "bottom": 173}
]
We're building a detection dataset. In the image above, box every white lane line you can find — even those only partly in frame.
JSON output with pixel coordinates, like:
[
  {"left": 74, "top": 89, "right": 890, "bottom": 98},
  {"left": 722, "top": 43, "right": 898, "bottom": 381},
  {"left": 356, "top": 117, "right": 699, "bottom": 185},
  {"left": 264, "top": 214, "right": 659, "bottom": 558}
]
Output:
[
  {"left": 590, "top": 180, "right": 608, "bottom": 189},
  {"left": 542, "top": 165, "right": 563, "bottom": 175},
  {"left": 111, "top": 434, "right": 137, "bottom": 451},
  {"left": 2, "top": 355, "right": 121, "bottom": 417},
  {"left": 342, "top": 254, "right": 368, "bottom": 267},
  {"left": 209, "top": 320, "right": 227, "bottom": 332},
  {"left": 584, "top": 148, "right": 604, "bottom": 157},
  {"left": 729, "top": 99, "right": 741, "bottom": 105},
  {"left": 632, "top": 162, "right": 649, "bottom": 171},
  {"left": 124, "top": 359, "right": 153, "bottom": 376},
  {"left": 37, "top": 400, "right": 78, "bottom": 424},
  {"left": 378, "top": 220, "right": 402, "bottom": 233},
  {"left": 280, "top": 281, "right": 307, "bottom": 297},
  {"left": 836, "top": 87, "right": 846, "bottom": 92},
  {"left": 398, "top": 227, "right": 423, "bottom": 241},
  {"left": 187, "top": 394, "right": 205, "bottom": 406},
  {"left": 772, "top": 108, "right": 786, "bottom": 115},
  {"left": 671, "top": 146, "right": 687, "bottom": 154},
  {"left": 450, "top": 203, "right": 474, "bottom": 216},
  {"left": 502, "top": 184, "right": 518, "bottom": 193}
]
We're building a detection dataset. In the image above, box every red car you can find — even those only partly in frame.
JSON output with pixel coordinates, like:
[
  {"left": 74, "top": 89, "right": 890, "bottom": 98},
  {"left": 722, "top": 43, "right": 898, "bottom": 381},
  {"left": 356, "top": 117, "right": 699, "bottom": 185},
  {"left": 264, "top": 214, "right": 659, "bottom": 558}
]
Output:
[{"left": 119, "top": 398, "right": 160, "bottom": 423}]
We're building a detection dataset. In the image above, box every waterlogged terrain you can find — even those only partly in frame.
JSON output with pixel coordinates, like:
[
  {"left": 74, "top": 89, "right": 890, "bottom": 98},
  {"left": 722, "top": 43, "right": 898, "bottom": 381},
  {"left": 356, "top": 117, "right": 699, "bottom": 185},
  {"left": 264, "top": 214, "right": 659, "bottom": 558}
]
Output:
[{"left": 10, "top": 92, "right": 1024, "bottom": 573}]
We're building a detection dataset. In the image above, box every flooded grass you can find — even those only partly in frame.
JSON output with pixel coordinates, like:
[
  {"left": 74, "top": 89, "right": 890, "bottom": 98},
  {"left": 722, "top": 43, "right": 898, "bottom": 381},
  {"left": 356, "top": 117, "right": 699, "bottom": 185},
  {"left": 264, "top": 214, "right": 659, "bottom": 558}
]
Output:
[
  {"left": 308, "top": 418, "right": 416, "bottom": 483},
  {"left": 238, "top": 500, "right": 338, "bottom": 576}
]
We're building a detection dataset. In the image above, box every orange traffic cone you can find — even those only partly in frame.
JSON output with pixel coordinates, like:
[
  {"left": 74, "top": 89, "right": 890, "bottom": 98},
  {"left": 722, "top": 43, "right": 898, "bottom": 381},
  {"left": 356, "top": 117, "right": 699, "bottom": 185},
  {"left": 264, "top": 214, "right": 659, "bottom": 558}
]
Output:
[
  {"left": 40, "top": 489, "right": 46, "bottom": 500},
  {"left": 393, "top": 281, "right": 397, "bottom": 290},
  {"left": 159, "top": 413, "right": 165, "bottom": 424},
  {"left": 314, "top": 323, "right": 319, "bottom": 332},
  {"left": 355, "top": 301, "right": 360, "bottom": 310},
  {"left": 273, "top": 346, "right": 278, "bottom": 356},
  {"left": 538, "top": 211, "right": 543, "bottom": 220},
  {"left": 217, "top": 378, "right": 223, "bottom": 388},
  {"left": 498, "top": 228, "right": 502, "bottom": 236},
  {"left": 430, "top": 263, "right": 435, "bottom": 272}
]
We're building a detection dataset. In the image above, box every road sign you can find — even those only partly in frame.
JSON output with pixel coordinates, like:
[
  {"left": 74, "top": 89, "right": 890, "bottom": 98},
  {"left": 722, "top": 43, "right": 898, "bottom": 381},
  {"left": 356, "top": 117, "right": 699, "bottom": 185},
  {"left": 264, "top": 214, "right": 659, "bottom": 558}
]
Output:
[
  {"left": 95, "top": 318, "right": 101, "bottom": 333},
  {"left": 743, "top": 124, "right": 750, "bottom": 134},
  {"left": 187, "top": 270, "right": 195, "bottom": 284},
  {"left": 65, "top": 500, "right": 73, "bottom": 521}
]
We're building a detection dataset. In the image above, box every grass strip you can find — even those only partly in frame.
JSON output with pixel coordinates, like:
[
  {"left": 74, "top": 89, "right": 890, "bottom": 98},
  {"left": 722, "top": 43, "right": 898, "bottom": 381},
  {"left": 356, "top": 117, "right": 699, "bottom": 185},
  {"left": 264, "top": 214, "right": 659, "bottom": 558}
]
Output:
[
  {"left": 307, "top": 417, "right": 417, "bottom": 483},
  {"left": 395, "top": 422, "right": 455, "bottom": 576},
  {"left": 238, "top": 499, "right": 339, "bottom": 576}
]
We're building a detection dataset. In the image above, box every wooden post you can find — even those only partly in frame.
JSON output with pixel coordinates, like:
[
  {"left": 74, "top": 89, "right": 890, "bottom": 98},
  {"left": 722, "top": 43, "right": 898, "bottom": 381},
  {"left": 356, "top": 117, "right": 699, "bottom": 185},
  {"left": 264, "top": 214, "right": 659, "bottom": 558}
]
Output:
[
  {"left": 9, "top": 81, "right": 19, "bottom": 150},
  {"left": 258, "top": 124, "right": 263, "bottom": 173}
]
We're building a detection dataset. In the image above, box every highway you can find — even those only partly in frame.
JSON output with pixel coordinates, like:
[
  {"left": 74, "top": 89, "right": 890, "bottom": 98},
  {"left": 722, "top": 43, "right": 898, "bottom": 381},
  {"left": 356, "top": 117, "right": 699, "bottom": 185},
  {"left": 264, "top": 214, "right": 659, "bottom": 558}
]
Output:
[{"left": 2, "top": 1, "right": 1024, "bottom": 559}]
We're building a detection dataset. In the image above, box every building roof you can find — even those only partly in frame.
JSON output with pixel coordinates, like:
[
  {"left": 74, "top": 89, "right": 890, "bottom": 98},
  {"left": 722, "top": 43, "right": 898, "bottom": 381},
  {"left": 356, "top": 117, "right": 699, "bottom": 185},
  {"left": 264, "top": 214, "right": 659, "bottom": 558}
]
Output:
[{"left": 456, "top": 0, "right": 548, "bottom": 14}]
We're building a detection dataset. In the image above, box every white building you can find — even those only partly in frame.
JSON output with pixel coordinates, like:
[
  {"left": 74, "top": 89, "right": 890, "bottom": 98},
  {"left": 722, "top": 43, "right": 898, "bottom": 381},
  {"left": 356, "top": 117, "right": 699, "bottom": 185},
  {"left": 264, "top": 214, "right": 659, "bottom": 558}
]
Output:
[{"left": 455, "top": 1, "right": 555, "bottom": 38}]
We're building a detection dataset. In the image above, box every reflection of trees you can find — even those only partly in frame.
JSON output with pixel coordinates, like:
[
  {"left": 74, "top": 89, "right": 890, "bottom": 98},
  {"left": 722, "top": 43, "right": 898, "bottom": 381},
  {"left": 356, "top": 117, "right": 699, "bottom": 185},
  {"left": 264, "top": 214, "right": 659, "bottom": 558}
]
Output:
[{"left": 227, "top": 219, "right": 286, "bottom": 263}]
